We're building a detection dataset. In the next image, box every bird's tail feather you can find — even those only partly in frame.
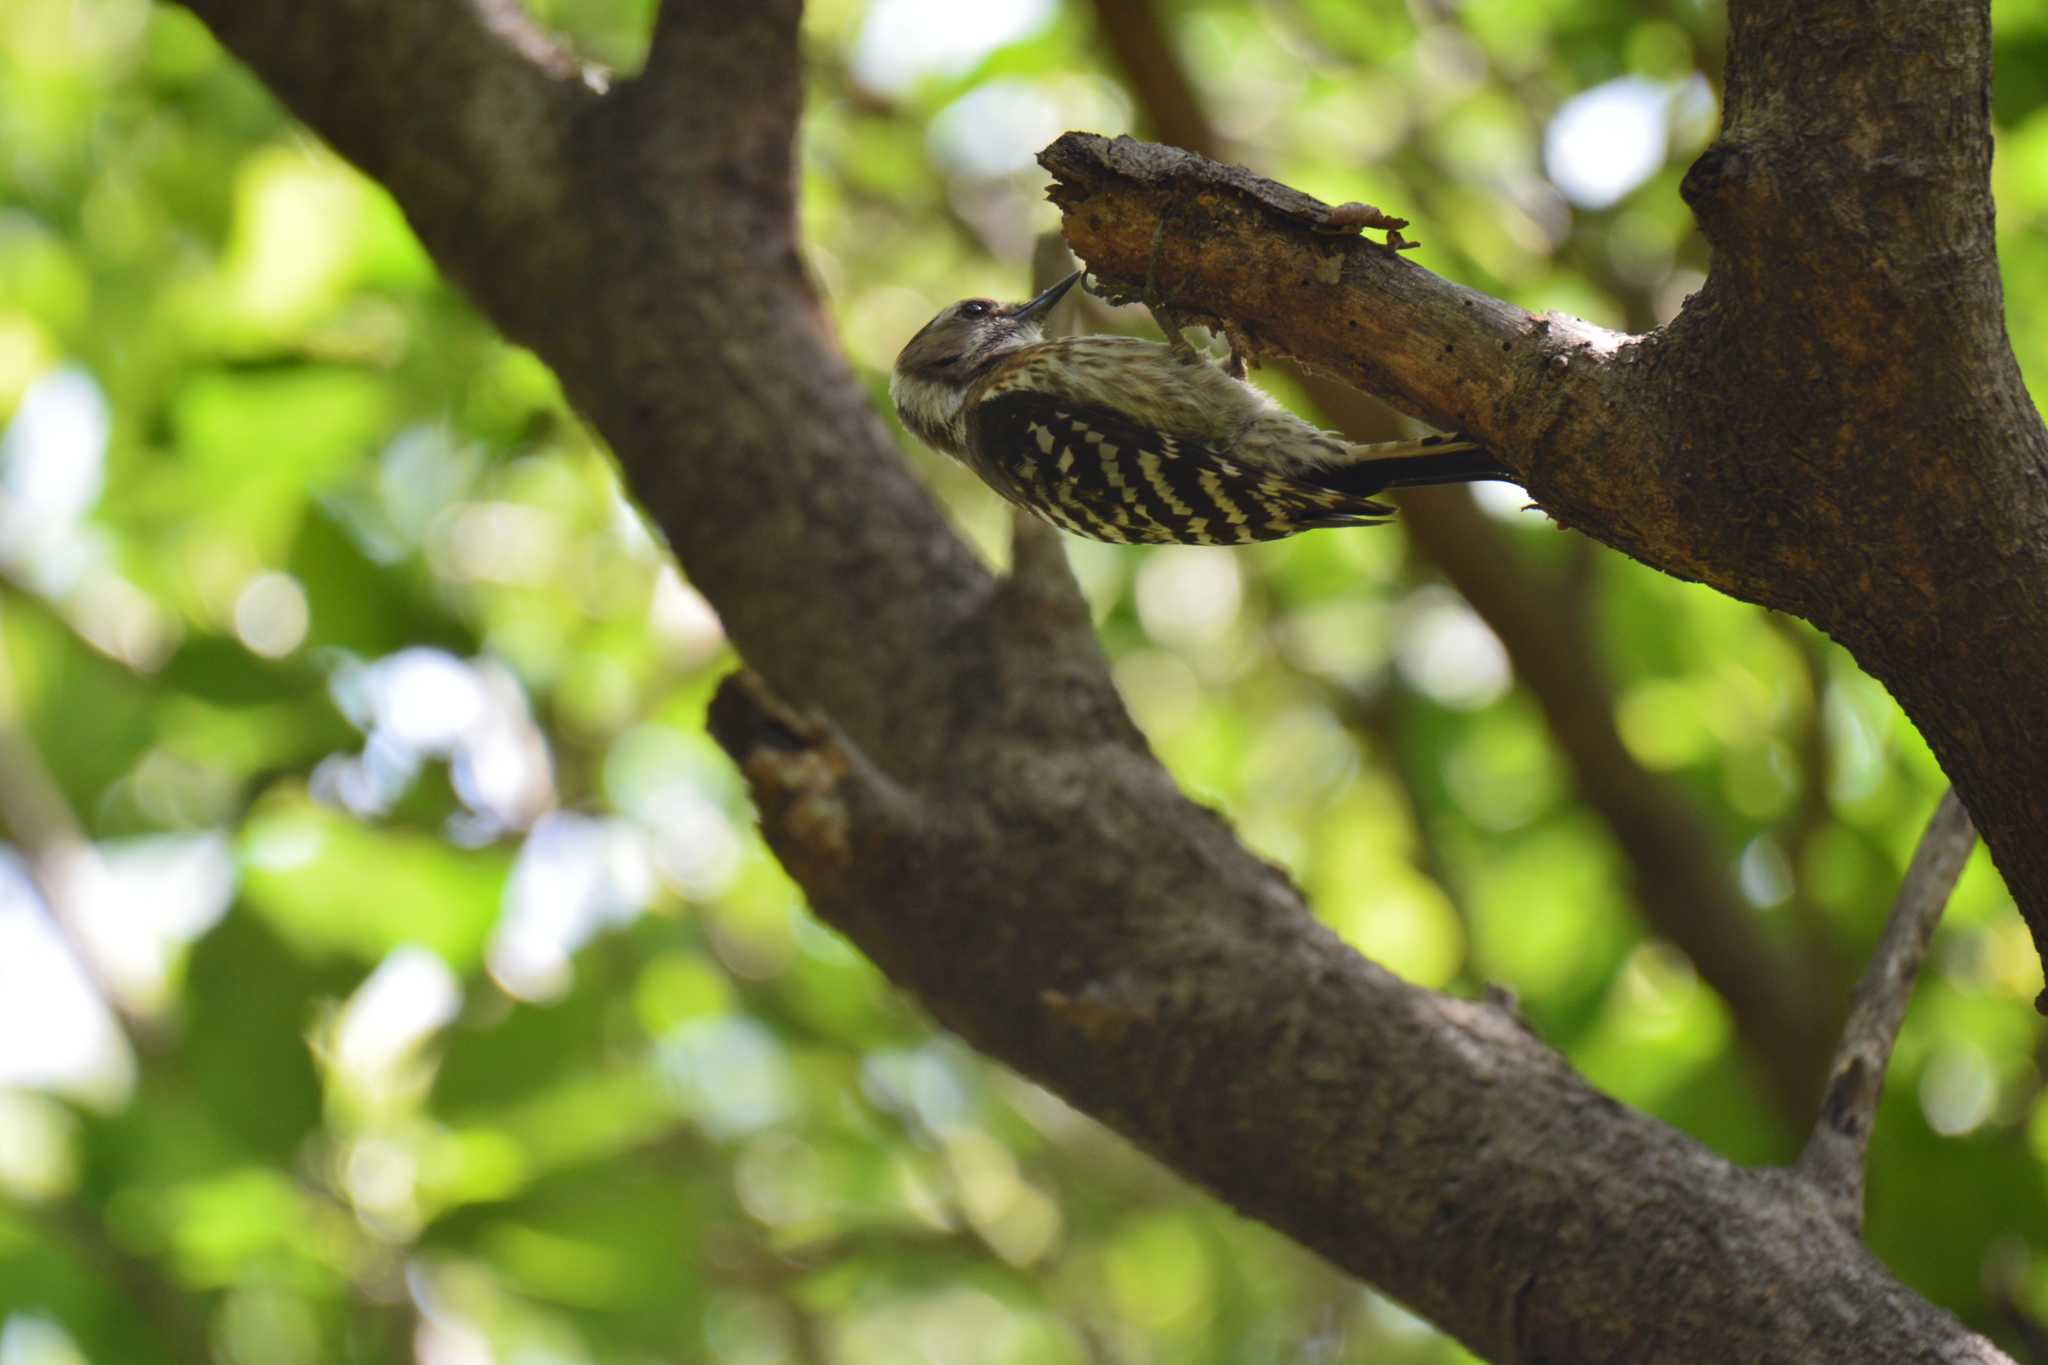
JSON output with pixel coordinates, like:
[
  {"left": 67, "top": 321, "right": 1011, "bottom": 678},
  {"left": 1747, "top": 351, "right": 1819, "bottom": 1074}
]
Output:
[{"left": 1314, "top": 435, "right": 1513, "bottom": 497}]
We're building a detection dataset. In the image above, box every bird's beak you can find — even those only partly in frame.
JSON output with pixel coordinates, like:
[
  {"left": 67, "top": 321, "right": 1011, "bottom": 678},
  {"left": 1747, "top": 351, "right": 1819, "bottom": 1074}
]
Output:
[{"left": 1010, "top": 270, "right": 1083, "bottom": 324}]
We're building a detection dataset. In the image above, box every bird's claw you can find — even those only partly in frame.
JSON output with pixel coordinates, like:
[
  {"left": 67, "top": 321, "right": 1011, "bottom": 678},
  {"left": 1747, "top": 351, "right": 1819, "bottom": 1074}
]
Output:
[{"left": 1219, "top": 319, "right": 1258, "bottom": 378}]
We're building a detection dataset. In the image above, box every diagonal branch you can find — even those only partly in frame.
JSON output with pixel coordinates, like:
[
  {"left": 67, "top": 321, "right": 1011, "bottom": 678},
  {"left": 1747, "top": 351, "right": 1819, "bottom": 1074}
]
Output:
[
  {"left": 708, "top": 667, "right": 2010, "bottom": 1365},
  {"left": 1798, "top": 789, "right": 1977, "bottom": 1233},
  {"left": 187, "top": 0, "right": 1015, "bottom": 776},
  {"left": 1038, "top": 111, "right": 2048, "bottom": 988},
  {"left": 179, "top": 0, "right": 600, "bottom": 242},
  {"left": 1039, "top": 128, "right": 1791, "bottom": 591},
  {"left": 173, "top": 0, "right": 2024, "bottom": 1359},
  {"left": 1082, "top": 0, "right": 1836, "bottom": 1119}
]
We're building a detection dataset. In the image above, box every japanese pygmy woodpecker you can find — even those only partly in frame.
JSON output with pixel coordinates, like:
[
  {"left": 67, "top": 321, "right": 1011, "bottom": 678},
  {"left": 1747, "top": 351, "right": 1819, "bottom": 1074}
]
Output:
[{"left": 890, "top": 271, "right": 1509, "bottom": 546}]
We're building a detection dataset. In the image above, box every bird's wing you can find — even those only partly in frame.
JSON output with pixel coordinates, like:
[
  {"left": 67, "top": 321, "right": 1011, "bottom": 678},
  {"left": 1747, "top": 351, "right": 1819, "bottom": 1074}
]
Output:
[{"left": 965, "top": 389, "right": 1395, "bottom": 546}]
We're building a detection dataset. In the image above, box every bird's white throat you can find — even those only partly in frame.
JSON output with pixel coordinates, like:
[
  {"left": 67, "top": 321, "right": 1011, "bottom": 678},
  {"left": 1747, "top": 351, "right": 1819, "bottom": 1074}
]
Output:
[{"left": 889, "top": 371, "right": 970, "bottom": 458}]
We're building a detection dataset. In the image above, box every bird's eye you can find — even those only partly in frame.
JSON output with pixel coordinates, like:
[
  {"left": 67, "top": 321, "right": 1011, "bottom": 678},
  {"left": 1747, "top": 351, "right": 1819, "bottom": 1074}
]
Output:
[{"left": 959, "top": 301, "right": 990, "bottom": 319}]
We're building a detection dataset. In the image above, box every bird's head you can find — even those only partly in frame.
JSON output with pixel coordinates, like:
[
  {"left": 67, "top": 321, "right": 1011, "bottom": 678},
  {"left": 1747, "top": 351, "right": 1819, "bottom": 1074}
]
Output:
[
  {"left": 891, "top": 272, "right": 1081, "bottom": 456},
  {"left": 894, "top": 271, "right": 1081, "bottom": 388}
]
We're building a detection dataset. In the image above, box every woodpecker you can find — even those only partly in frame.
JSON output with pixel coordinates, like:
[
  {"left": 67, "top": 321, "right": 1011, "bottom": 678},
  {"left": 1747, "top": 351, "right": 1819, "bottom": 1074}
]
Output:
[{"left": 890, "top": 271, "right": 1510, "bottom": 546}]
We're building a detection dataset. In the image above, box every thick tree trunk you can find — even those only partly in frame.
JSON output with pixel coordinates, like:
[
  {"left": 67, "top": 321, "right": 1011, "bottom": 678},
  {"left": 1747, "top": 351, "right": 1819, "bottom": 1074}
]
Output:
[{"left": 173, "top": 0, "right": 2026, "bottom": 1360}]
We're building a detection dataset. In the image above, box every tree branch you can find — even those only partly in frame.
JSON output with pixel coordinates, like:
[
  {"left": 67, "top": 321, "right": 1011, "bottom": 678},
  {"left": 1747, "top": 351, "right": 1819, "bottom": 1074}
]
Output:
[
  {"left": 1038, "top": 80, "right": 2048, "bottom": 978},
  {"left": 1798, "top": 789, "right": 1977, "bottom": 1233},
  {"left": 709, "top": 668, "right": 2007, "bottom": 1364},
  {"left": 1080, "top": 0, "right": 1836, "bottom": 1119},
  {"left": 1040, "top": 133, "right": 1610, "bottom": 485},
  {"left": 173, "top": 0, "right": 2026, "bottom": 1358},
  {"left": 179, "top": 0, "right": 601, "bottom": 300}
]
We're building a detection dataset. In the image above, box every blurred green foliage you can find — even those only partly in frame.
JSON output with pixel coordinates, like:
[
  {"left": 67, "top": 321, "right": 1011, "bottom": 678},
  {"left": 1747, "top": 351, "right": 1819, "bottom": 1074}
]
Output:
[{"left": 0, "top": 1, "right": 2043, "bottom": 1361}]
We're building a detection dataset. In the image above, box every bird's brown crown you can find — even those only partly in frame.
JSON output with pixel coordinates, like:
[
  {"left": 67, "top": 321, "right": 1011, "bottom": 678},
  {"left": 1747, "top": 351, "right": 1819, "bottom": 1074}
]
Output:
[{"left": 891, "top": 272, "right": 1082, "bottom": 456}]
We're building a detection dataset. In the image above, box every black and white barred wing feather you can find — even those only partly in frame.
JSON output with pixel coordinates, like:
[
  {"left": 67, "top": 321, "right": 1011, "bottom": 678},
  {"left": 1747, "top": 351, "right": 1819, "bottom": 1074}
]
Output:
[{"left": 963, "top": 389, "right": 1398, "bottom": 547}]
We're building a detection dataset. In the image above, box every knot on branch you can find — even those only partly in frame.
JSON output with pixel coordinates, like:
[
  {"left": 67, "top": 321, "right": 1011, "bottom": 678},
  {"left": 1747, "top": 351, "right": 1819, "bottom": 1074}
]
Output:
[
  {"left": 1679, "top": 141, "right": 1756, "bottom": 245},
  {"left": 708, "top": 670, "right": 857, "bottom": 888}
]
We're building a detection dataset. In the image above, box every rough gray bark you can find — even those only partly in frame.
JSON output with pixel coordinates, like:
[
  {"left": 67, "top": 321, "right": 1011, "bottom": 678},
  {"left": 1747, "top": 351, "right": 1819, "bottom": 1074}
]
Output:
[{"left": 172, "top": 0, "right": 2021, "bottom": 1361}]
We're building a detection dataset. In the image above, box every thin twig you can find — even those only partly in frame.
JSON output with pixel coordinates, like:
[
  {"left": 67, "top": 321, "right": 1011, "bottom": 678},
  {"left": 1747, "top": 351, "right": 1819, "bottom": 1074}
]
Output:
[{"left": 1797, "top": 787, "right": 1976, "bottom": 1233}]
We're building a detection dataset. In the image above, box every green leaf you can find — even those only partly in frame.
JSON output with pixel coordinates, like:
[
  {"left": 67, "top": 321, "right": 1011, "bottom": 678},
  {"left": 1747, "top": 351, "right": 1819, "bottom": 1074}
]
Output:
[{"left": 238, "top": 790, "right": 509, "bottom": 968}]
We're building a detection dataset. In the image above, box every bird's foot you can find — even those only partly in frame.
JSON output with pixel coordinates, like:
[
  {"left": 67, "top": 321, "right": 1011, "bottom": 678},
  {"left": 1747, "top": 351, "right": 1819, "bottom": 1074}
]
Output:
[{"left": 1219, "top": 319, "right": 1259, "bottom": 378}]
